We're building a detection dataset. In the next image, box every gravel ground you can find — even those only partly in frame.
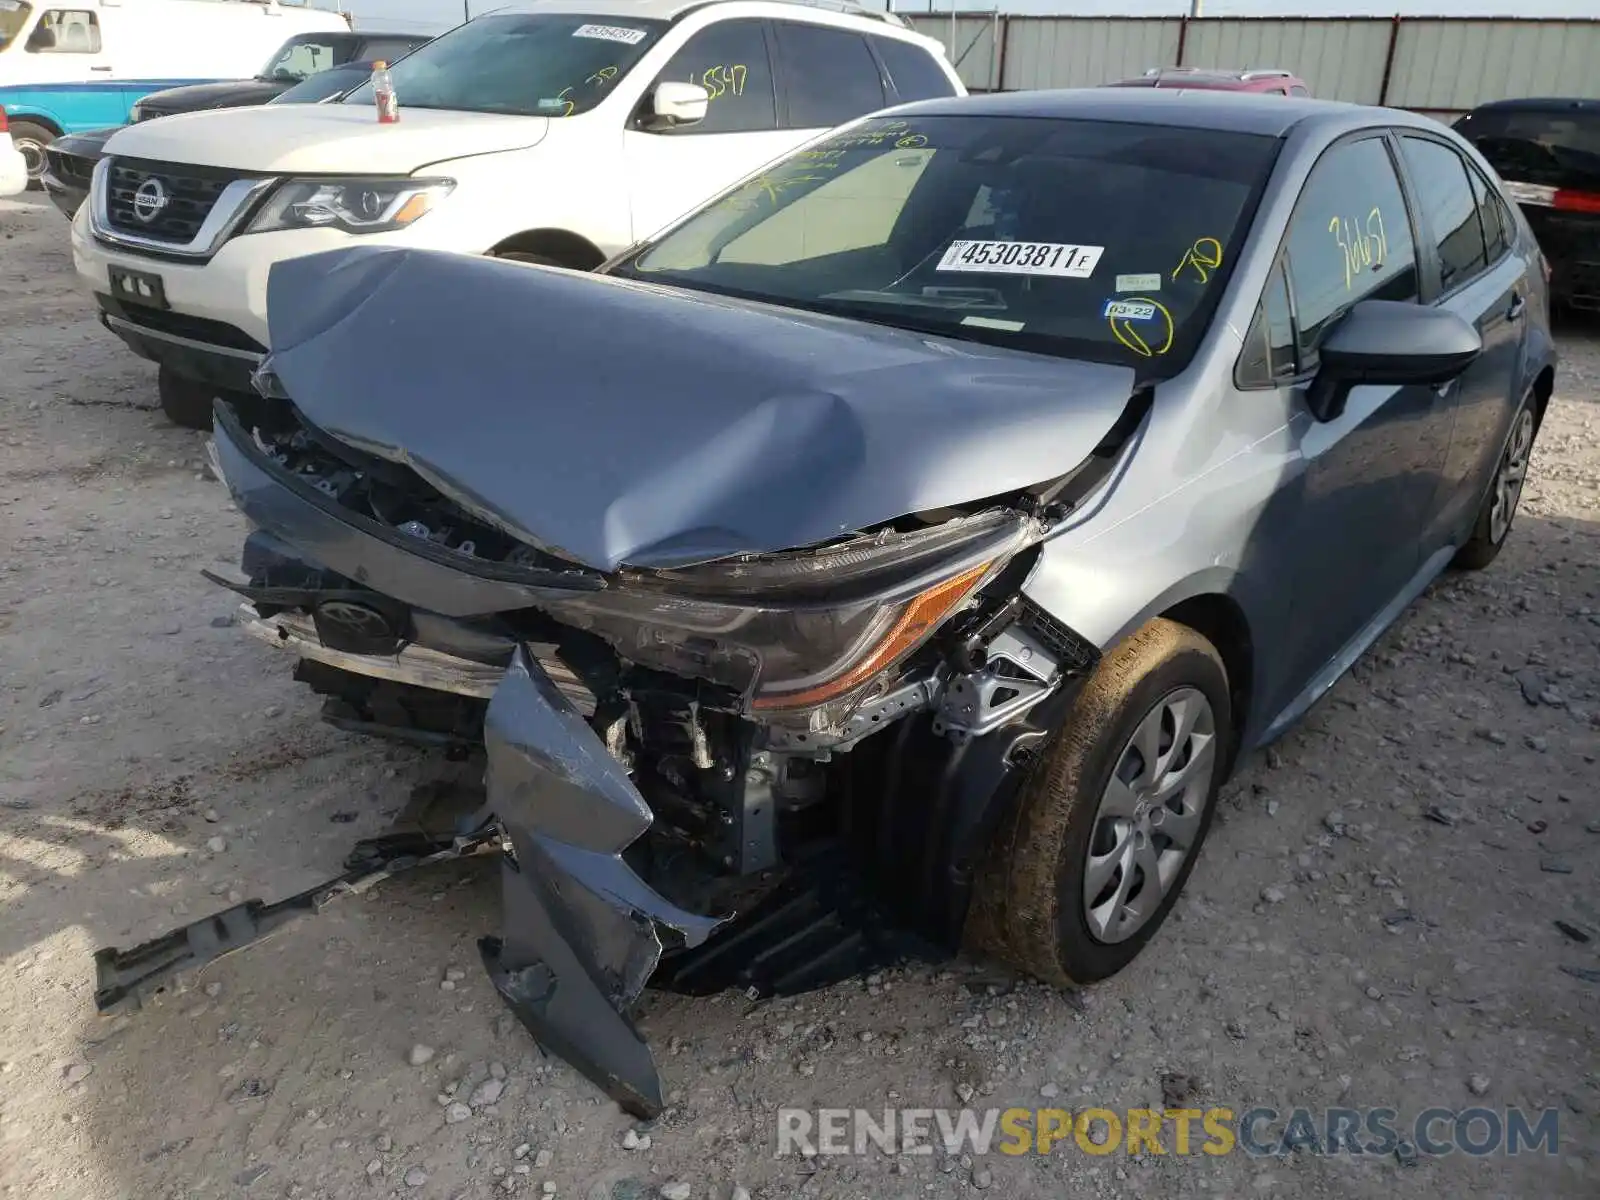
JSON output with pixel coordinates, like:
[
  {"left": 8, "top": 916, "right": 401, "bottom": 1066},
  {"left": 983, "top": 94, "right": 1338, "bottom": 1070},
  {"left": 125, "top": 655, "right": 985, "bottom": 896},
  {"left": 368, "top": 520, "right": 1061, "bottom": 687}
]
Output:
[{"left": 1, "top": 192, "right": 1598, "bottom": 1200}]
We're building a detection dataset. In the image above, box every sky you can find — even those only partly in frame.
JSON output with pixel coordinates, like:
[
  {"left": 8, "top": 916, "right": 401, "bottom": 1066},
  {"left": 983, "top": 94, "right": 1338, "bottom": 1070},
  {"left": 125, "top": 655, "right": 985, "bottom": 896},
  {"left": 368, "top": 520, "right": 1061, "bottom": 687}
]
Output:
[{"left": 323, "top": 0, "right": 1600, "bottom": 34}]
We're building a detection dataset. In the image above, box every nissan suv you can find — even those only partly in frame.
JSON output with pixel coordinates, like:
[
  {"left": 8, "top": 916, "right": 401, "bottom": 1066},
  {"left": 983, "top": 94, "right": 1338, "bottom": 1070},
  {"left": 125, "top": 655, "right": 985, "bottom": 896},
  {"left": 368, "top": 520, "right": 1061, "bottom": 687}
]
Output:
[{"left": 71, "top": 0, "right": 963, "bottom": 428}]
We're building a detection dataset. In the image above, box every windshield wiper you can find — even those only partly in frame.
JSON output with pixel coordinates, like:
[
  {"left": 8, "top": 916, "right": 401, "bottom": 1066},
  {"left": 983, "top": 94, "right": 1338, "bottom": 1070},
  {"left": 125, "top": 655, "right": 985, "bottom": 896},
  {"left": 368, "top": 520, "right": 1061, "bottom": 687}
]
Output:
[{"left": 820, "top": 288, "right": 1008, "bottom": 312}]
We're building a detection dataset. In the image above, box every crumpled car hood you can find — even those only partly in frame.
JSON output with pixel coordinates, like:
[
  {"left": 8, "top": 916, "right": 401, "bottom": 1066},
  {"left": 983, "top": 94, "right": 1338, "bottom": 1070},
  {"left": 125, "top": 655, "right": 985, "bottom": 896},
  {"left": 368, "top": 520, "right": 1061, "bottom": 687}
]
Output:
[{"left": 263, "top": 245, "right": 1140, "bottom": 572}]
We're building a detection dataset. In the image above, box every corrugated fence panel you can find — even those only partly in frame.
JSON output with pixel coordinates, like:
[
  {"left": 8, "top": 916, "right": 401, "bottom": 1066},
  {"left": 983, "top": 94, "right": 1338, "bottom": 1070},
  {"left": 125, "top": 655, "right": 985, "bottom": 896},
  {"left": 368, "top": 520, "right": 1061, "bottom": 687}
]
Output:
[
  {"left": 1000, "top": 17, "right": 1183, "bottom": 90},
  {"left": 1181, "top": 19, "right": 1393, "bottom": 103},
  {"left": 906, "top": 16, "right": 1001, "bottom": 91},
  {"left": 900, "top": 14, "right": 1598, "bottom": 114},
  {"left": 1386, "top": 19, "right": 1600, "bottom": 111}
]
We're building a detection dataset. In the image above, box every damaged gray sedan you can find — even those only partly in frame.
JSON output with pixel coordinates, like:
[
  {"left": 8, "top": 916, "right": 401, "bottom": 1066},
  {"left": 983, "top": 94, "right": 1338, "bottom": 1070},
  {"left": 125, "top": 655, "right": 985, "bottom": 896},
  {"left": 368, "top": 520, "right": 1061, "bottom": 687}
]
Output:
[{"left": 94, "top": 89, "right": 1556, "bottom": 1117}]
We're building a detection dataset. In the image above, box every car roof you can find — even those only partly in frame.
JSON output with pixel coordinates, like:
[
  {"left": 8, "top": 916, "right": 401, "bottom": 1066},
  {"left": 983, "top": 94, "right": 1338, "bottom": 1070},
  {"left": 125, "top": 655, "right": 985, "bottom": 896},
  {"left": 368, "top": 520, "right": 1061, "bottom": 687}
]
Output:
[
  {"left": 492, "top": 0, "right": 911, "bottom": 27},
  {"left": 888, "top": 87, "right": 1424, "bottom": 139},
  {"left": 1459, "top": 96, "right": 1600, "bottom": 116}
]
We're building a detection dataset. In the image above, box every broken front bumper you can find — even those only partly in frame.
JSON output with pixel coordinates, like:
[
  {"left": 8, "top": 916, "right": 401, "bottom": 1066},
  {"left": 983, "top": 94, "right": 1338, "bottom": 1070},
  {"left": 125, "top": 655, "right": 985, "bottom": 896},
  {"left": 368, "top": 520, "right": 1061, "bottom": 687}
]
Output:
[
  {"left": 95, "top": 414, "right": 729, "bottom": 1118},
  {"left": 478, "top": 646, "right": 725, "bottom": 1116}
]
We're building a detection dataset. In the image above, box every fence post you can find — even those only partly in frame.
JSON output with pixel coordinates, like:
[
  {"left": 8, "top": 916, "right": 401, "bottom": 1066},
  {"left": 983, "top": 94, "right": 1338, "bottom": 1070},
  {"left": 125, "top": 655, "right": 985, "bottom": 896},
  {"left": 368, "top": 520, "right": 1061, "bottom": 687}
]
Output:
[
  {"left": 995, "top": 13, "right": 1008, "bottom": 90},
  {"left": 1377, "top": 13, "right": 1402, "bottom": 106},
  {"left": 1176, "top": 14, "right": 1190, "bottom": 67}
]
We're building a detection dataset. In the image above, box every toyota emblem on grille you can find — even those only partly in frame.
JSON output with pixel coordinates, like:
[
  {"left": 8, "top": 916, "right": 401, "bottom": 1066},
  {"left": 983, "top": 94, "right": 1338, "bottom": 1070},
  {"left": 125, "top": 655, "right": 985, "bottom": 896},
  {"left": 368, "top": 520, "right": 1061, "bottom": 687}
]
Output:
[
  {"left": 131, "top": 178, "right": 169, "bottom": 224},
  {"left": 316, "top": 601, "right": 394, "bottom": 640}
]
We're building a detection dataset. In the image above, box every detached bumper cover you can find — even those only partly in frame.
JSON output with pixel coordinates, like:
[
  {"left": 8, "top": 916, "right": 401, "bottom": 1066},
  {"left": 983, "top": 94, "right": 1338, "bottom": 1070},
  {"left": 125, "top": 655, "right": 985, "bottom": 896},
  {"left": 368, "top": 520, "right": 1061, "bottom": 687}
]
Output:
[{"left": 481, "top": 646, "right": 726, "bottom": 1117}]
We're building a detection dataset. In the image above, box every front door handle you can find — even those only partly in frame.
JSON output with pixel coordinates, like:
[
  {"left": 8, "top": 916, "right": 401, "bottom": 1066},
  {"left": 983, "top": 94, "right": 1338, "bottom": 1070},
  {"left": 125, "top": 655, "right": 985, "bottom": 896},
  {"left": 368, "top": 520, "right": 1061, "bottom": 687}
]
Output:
[{"left": 1507, "top": 292, "right": 1526, "bottom": 321}]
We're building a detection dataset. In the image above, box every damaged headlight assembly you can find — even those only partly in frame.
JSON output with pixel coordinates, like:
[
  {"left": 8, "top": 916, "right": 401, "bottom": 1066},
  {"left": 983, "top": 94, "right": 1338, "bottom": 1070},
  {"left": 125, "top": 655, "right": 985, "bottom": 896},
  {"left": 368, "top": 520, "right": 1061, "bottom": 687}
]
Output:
[
  {"left": 531, "top": 507, "right": 1044, "bottom": 736},
  {"left": 245, "top": 177, "right": 455, "bottom": 235}
]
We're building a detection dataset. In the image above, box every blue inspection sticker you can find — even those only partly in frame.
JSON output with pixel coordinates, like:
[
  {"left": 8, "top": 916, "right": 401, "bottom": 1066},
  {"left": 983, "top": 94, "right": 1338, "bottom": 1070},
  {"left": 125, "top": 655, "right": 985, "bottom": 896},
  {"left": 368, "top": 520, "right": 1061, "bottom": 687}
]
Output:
[{"left": 1103, "top": 298, "right": 1159, "bottom": 321}]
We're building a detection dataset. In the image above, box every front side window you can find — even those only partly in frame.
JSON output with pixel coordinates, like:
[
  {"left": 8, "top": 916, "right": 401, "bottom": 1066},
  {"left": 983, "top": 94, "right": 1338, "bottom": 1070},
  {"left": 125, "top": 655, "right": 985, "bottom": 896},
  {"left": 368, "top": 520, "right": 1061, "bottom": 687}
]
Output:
[
  {"left": 1284, "top": 136, "right": 1418, "bottom": 359},
  {"left": 1237, "top": 258, "right": 1297, "bottom": 388},
  {"left": 1399, "top": 135, "right": 1487, "bottom": 292},
  {"left": 615, "top": 115, "right": 1280, "bottom": 378},
  {"left": 872, "top": 35, "right": 956, "bottom": 103},
  {"left": 26, "top": 7, "right": 98, "bottom": 53},
  {"left": 647, "top": 19, "right": 775, "bottom": 134},
  {"left": 342, "top": 13, "right": 667, "bottom": 118},
  {"left": 0, "top": 1, "right": 34, "bottom": 52},
  {"left": 772, "top": 20, "right": 886, "bottom": 129},
  {"left": 261, "top": 36, "right": 341, "bottom": 82}
]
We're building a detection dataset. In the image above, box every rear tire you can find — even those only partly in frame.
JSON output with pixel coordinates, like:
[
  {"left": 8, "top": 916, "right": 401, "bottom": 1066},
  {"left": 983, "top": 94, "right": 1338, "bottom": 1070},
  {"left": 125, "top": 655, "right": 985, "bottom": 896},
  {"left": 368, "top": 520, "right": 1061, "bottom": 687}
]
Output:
[
  {"left": 967, "top": 618, "right": 1231, "bottom": 985},
  {"left": 1452, "top": 390, "right": 1537, "bottom": 571},
  {"left": 157, "top": 368, "right": 218, "bottom": 431},
  {"left": 8, "top": 119, "right": 54, "bottom": 186}
]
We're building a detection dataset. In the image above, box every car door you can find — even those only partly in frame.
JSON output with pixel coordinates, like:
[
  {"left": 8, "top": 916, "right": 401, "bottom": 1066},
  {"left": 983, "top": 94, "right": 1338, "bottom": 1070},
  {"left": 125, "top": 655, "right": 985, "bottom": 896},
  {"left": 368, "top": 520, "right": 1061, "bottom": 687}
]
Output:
[
  {"left": 622, "top": 17, "right": 791, "bottom": 243},
  {"left": 1395, "top": 132, "right": 1531, "bottom": 550},
  {"left": 1273, "top": 133, "right": 1457, "bottom": 694},
  {"left": 24, "top": 7, "right": 129, "bottom": 128}
]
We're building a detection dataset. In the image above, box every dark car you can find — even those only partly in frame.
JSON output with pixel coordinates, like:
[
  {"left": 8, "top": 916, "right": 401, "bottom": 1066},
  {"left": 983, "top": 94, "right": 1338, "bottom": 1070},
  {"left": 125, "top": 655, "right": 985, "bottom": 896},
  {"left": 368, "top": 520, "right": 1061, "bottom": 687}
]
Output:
[
  {"left": 1455, "top": 97, "right": 1600, "bottom": 313},
  {"left": 128, "top": 29, "right": 431, "bottom": 123},
  {"left": 100, "top": 90, "right": 1554, "bottom": 1119},
  {"left": 38, "top": 37, "right": 430, "bottom": 219},
  {"left": 1109, "top": 66, "right": 1311, "bottom": 96}
]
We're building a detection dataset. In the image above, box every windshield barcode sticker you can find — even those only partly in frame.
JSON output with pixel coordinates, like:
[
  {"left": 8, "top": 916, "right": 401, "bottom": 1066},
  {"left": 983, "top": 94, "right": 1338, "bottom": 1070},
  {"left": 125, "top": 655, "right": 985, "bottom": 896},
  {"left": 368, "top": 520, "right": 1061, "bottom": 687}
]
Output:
[
  {"left": 572, "top": 23, "right": 648, "bottom": 44},
  {"left": 937, "top": 241, "right": 1103, "bottom": 278}
]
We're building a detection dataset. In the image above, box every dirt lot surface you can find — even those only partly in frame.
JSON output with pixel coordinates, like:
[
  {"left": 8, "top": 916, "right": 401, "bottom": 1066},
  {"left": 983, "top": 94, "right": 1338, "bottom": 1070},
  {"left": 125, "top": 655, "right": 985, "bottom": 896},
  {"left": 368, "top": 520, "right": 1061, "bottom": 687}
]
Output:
[{"left": 1, "top": 193, "right": 1598, "bottom": 1200}]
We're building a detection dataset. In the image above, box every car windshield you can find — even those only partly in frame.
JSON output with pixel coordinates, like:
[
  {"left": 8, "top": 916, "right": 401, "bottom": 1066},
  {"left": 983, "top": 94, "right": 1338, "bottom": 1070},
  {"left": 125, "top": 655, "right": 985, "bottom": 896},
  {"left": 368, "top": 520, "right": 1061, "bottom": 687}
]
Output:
[
  {"left": 1457, "top": 108, "right": 1600, "bottom": 191},
  {"left": 616, "top": 114, "right": 1280, "bottom": 377},
  {"left": 341, "top": 13, "right": 666, "bottom": 118},
  {"left": 0, "top": 0, "right": 33, "bottom": 51},
  {"left": 271, "top": 64, "right": 368, "bottom": 104},
  {"left": 258, "top": 34, "right": 346, "bottom": 83}
]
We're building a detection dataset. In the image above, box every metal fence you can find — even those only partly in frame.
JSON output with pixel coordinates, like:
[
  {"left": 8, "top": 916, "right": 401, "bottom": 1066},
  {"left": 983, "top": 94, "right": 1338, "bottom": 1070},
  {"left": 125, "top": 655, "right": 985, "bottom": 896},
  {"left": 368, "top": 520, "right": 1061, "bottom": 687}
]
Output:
[{"left": 905, "top": 13, "right": 1600, "bottom": 120}]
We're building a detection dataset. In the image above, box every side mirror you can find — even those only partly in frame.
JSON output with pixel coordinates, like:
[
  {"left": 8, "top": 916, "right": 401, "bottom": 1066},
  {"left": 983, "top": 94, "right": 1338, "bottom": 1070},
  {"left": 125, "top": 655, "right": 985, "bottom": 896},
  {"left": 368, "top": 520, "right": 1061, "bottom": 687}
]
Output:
[
  {"left": 1305, "top": 299, "right": 1482, "bottom": 422},
  {"left": 641, "top": 81, "right": 709, "bottom": 132}
]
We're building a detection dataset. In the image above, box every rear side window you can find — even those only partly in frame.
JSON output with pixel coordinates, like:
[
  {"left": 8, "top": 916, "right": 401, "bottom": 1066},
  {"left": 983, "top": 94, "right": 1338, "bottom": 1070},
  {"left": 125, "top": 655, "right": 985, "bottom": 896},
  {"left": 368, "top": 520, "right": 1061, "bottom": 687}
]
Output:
[
  {"left": 1468, "top": 165, "right": 1513, "bottom": 263},
  {"left": 871, "top": 35, "right": 956, "bottom": 102},
  {"left": 650, "top": 18, "right": 777, "bottom": 134},
  {"left": 1399, "top": 136, "right": 1487, "bottom": 292},
  {"left": 1284, "top": 136, "right": 1418, "bottom": 359},
  {"left": 772, "top": 20, "right": 886, "bottom": 129}
]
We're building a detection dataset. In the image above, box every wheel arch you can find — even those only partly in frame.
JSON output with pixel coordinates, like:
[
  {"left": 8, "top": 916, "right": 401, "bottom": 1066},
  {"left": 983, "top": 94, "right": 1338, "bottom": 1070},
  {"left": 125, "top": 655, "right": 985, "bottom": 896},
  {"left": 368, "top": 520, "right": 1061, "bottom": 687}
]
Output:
[
  {"left": 486, "top": 228, "right": 607, "bottom": 270},
  {"left": 1158, "top": 590, "right": 1255, "bottom": 778}
]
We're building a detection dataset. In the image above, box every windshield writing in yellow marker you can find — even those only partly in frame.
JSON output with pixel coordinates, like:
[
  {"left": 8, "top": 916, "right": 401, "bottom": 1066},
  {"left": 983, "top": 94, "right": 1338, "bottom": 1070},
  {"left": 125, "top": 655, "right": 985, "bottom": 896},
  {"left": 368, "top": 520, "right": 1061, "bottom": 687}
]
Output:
[
  {"left": 1329, "top": 207, "right": 1388, "bottom": 290},
  {"left": 1172, "top": 237, "right": 1223, "bottom": 284}
]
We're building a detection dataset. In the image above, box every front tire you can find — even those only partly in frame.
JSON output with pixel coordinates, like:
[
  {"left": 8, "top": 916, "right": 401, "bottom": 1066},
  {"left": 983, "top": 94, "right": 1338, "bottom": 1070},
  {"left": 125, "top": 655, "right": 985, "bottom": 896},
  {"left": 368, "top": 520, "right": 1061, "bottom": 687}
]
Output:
[
  {"left": 8, "top": 119, "right": 54, "bottom": 186},
  {"left": 968, "top": 618, "right": 1231, "bottom": 985},
  {"left": 157, "top": 367, "right": 219, "bottom": 431},
  {"left": 1452, "top": 391, "right": 1537, "bottom": 571}
]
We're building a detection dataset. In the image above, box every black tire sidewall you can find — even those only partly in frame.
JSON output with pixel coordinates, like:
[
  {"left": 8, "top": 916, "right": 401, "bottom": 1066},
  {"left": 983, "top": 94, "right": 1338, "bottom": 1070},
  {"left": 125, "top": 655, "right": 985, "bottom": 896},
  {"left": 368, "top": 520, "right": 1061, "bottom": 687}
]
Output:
[
  {"left": 1050, "top": 644, "right": 1232, "bottom": 982},
  {"left": 157, "top": 369, "right": 217, "bottom": 431}
]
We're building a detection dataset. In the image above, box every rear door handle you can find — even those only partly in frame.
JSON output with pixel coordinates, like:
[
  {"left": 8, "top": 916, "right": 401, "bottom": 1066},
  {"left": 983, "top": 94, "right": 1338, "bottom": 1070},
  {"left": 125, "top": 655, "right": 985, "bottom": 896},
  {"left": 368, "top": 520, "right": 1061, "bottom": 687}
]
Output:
[
  {"left": 1507, "top": 292, "right": 1526, "bottom": 321},
  {"left": 90, "top": 65, "right": 113, "bottom": 72}
]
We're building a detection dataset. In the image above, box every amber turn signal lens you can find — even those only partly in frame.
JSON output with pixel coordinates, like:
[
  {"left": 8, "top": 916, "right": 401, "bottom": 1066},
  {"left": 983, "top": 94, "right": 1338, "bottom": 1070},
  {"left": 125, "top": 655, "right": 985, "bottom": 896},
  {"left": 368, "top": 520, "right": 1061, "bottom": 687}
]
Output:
[{"left": 751, "top": 561, "right": 994, "bottom": 712}]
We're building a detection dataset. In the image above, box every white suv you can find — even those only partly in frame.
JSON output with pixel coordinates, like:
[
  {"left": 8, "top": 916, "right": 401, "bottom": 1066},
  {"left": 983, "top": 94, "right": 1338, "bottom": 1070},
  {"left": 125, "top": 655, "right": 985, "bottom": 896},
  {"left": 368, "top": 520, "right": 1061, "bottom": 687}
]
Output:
[{"left": 70, "top": 0, "right": 963, "bottom": 427}]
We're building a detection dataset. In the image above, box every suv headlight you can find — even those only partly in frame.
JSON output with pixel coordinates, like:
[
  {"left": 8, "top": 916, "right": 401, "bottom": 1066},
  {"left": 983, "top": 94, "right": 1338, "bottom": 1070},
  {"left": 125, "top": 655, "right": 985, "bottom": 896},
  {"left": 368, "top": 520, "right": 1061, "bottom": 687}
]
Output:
[{"left": 245, "top": 177, "right": 454, "bottom": 235}]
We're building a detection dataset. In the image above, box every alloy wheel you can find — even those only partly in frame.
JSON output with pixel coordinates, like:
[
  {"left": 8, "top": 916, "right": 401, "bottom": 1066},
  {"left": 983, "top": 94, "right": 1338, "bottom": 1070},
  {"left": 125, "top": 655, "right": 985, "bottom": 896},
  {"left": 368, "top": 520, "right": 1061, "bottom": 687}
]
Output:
[
  {"left": 1083, "top": 686, "right": 1217, "bottom": 944},
  {"left": 1488, "top": 406, "right": 1535, "bottom": 546}
]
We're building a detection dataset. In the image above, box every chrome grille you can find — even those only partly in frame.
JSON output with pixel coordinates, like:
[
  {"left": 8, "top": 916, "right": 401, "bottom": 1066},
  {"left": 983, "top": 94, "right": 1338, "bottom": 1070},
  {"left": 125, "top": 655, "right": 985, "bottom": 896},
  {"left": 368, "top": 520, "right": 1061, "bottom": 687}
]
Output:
[{"left": 103, "top": 158, "right": 245, "bottom": 244}]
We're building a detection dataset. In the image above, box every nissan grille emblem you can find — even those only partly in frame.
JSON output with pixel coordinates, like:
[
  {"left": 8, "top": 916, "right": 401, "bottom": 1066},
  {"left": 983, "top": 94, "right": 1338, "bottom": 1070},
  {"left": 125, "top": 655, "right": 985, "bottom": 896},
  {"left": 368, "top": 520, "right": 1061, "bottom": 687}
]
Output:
[{"left": 131, "top": 178, "right": 169, "bottom": 224}]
